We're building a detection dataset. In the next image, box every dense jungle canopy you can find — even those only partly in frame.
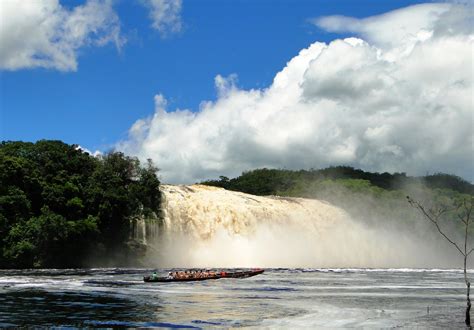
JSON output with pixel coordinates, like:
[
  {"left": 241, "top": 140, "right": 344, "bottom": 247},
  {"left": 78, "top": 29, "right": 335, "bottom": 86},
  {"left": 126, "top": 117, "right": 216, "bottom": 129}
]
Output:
[{"left": 0, "top": 140, "right": 161, "bottom": 268}]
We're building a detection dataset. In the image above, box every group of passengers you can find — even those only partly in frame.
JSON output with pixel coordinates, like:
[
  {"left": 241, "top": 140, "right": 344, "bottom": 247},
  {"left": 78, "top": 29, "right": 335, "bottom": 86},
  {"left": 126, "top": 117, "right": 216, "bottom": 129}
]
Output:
[{"left": 167, "top": 270, "right": 217, "bottom": 280}]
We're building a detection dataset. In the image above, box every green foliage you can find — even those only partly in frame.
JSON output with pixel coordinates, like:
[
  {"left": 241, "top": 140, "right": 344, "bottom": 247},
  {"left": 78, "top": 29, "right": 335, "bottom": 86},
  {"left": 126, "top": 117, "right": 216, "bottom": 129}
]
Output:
[
  {"left": 0, "top": 140, "right": 161, "bottom": 268},
  {"left": 203, "top": 168, "right": 299, "bottom": 195},
  {"left": 202, "top": 167, "right": 473, "bottom": 232},
  {"left": 423, "top": 173, "right": 473, "bottom": 195},
  {"left": 202, "top": 166, "right": 473, "bottom": 196}
]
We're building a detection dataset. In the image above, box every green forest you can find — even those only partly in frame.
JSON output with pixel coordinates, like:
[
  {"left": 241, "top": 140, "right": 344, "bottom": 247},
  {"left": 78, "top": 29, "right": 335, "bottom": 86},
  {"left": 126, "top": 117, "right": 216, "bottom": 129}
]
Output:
[
  {"left": 202, "top": 167, "right": 473, "bottom": 196},
  {"left": 202, "top": 168, "right": 474, "bottom": 233},
  {"left": 0, "top": 140, "right": 161, "bottom": 268}
]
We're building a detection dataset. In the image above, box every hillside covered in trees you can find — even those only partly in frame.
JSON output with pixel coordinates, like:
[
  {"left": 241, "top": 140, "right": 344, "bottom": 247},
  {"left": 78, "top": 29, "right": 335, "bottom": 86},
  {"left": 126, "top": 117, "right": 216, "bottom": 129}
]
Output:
[
  {"left": 202, "top": 168, "right": 474, "bottom": 233},
  {"left": 0, "top": 140, "right": 161, "bottom": 268},
  {"left": 202, "top": 167, "right": 473, "bottom": 196}
]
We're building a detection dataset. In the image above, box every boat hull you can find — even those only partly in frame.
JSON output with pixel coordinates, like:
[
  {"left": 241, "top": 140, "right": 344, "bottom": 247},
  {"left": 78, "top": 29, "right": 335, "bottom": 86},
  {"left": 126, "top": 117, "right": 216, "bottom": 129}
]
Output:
[{"left": 143, "top": 269, "right": 264, "bottom": 283}]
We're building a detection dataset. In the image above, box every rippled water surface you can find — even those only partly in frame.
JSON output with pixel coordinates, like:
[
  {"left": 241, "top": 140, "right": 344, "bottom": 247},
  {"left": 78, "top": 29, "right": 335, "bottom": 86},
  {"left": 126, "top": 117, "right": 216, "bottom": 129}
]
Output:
[{"left": 0, "top": 268, "right": 471, "bottom": 328}]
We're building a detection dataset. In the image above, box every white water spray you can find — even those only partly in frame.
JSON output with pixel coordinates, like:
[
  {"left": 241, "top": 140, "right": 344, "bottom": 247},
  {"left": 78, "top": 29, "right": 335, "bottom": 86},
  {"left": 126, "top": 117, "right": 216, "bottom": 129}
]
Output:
[{"left": 141, "top": 184, "right": 459, "bottom": 268}]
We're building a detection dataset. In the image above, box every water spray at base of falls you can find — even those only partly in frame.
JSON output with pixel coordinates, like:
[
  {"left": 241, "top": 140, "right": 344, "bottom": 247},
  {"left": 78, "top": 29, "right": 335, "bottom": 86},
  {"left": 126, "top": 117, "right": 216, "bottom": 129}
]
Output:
[{"left": 136, "top": 184, "right": 459, "bottom": 268}]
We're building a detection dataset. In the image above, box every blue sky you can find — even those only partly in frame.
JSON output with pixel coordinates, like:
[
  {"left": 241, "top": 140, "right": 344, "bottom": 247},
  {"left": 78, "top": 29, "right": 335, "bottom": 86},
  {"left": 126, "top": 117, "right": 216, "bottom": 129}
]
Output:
[
  {"left": 2, "top": 0, "right": 427, "bottom": 150},
  {"left": 1, "top": 0, "right": 472, "bottom": 183}
]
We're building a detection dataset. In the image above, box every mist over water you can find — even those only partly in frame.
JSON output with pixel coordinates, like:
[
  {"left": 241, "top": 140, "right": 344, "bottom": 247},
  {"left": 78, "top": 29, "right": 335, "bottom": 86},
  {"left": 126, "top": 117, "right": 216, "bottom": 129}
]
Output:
[{"left": 142, "top": 185, "right": 460, "bottom": 268}]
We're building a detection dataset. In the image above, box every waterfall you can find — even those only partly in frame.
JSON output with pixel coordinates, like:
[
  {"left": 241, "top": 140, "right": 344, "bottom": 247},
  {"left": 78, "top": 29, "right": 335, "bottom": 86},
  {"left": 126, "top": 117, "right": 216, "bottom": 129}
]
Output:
[
  {"left": 141, "top": 184, "right": 459, "bottom": 268},
  {"left": 130, "top": 215, "right": 161, "bottom": 246}
]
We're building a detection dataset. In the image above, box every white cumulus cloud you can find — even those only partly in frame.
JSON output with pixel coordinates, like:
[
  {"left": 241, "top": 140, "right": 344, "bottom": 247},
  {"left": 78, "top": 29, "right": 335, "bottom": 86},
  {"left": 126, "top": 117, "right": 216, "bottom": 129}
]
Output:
[
  {"left": 0, "top": 0, "right": 123, "bottom": 71},
  {"left": 118, "top": 3, "right": 474, "bottom": 184},
  {"left": 141, "top": 0, "right": 182, "bottom": 37}
]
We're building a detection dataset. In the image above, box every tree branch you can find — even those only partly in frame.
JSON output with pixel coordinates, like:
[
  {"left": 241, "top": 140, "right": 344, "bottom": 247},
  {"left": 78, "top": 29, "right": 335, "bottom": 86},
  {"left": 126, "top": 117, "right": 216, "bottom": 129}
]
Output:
[{"left": 407, "top": 196, "right": 465, "bottom": 256}]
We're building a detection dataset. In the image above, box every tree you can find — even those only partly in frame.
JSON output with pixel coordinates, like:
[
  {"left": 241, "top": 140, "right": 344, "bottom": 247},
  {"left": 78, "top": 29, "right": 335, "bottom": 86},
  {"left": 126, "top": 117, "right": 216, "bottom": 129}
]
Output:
[
  {"left": 407, "top": 195, "right": 474, "bottom": 326},
  {"left": 0, "top": 140, "right": 162, "bottom": 268}
]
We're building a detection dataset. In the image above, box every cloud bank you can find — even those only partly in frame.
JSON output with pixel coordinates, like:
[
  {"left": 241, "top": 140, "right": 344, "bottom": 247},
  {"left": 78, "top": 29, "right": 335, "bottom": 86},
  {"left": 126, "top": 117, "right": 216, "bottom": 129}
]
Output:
[
  {"left": 118, "top": 3, "right": 473, "bottom": 184},
  {"left": 0, "top": 0, "right": 123, "bottom": 71}
]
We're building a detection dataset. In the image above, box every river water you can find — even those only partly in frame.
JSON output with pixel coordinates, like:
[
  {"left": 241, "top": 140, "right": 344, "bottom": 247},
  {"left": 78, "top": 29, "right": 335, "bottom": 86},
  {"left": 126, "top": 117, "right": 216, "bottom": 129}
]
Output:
[{"left": 0, "top": 268, "right": 470, "bottom": 328}]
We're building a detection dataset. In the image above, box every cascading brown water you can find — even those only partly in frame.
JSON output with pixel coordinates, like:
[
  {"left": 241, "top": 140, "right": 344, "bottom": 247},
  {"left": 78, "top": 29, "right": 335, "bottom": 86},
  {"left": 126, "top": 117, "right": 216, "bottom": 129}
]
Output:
[{"left": 142, "top": 184, "right": 459, "bottom": 268}]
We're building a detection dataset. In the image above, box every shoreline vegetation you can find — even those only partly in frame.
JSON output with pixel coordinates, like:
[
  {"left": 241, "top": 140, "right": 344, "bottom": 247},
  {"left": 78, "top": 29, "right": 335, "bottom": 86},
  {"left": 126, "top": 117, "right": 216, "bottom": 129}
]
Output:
[
  {"left": 1, "top": 140, "right": 473, "bottom": 269},
  {"left": 0, "top": 140, "right": 161, "bottom": 269}
]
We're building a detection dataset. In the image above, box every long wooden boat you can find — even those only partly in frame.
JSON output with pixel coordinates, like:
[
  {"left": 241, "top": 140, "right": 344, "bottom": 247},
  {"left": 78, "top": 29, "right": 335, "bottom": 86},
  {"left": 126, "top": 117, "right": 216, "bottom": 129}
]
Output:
[
  {"left": 143, "top": 269, "right": 264, "bottom": 283},
  {"left": 223, "top": 269, "right": 264, "bottom": 278}
]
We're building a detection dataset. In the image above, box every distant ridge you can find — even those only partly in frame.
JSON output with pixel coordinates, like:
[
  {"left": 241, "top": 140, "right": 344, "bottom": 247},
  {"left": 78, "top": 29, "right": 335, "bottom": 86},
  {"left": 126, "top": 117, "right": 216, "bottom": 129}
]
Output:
[{"left": 201, "top": 166, "right": 473, "bottom": 196}]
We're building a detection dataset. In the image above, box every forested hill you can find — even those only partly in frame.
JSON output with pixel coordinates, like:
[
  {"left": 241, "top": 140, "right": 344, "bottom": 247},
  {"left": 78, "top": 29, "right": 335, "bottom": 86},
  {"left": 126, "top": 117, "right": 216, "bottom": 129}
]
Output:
[
  {"left": 201, "top": 168, "right": 473, "bottom": 235},
  {"left": 0, "top": 140, "right": 161, "bottom": 268},
  {"left": 201, "top": 167, "right": 474, "bottom": 196}
]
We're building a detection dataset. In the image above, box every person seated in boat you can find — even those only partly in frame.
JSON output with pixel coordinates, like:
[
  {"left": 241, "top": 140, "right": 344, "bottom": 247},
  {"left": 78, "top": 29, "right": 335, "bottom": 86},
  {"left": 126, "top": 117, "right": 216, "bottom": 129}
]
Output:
[
  {"left": 151, "top": 271, "right": 158, "bottom": 280},
  {"left": 166, "top": 272, "right": 173, "bottom": 279}
]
